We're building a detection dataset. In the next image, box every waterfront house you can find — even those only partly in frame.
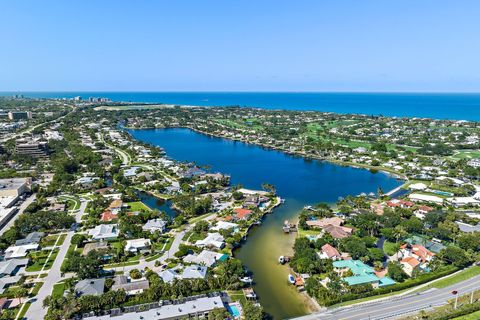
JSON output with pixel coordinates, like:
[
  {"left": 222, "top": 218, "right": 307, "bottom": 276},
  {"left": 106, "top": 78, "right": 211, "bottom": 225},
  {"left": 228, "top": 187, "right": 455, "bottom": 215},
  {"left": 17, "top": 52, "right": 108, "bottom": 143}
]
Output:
[
  {"left": 234, "top": 208, "right": 253, "bottom": 220},
  {"left": 181, "top": 265, "right": 208, "bottom": 280},
  {"left": 333, "top": 260, "right": 395, "bottom": 288},
  {"left": 305, "top": 217, "right": 344, "bottom": 228},
  {"left": 195, "top": 233, "right": 225, "bottom": 249},
  {"left": 319, "top": 244, "right": 341, "bottom": 260},
  {"left": 183, "top": 250, "right": 228, "bottom": 267},
  {"left": 323, "top": 224, "right": 353, "bottom": 239}
]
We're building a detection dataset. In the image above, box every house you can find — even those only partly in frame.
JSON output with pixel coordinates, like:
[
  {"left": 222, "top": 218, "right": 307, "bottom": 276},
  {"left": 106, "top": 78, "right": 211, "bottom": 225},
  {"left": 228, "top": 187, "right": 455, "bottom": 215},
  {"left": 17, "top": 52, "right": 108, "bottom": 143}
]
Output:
[
  {"left": 323, "top": 224, "right": 353, "bottom": 239},
  {"left": 195, "top": 233, "right": 225, "bottom": 249},
  {"left": 75, "top": 278, "right": 105, "bottom": 296},
  {"left": 111, "top": 276, "right": 149, "bottom": 295},
  {"left": 211, "top": 221, "right": 238, "bottom": 232},
  {"left": 0, "top": 259, "right": 28, "bottom": 277},
  {"left": 456, "top": 221, "right": 480, "bottom": 233},
  {"left": 124, "top": 166, "right": 140, "bottom": 178},
  {"left": 305, "top": 217, "right": 344, "bottom": 228},
  {"left": 15, "top": 232, "right": 44, "bottom": 246},
  {"left": 386, "top": 199, "right": 414, "bottom": 209},
  {"left": 142, "top": 219, "right": 167, "bottom": 234},
  {"left": 4, "top": 243, "right": 39, "bottom": 260},
  {"left": 159, "top": 269, "right": 180, "bottom": 283},
  {"left": 100, "top": 210, "right": 118, "bottom": 222},
  {"left": 88, "top": 224, "right": 119, "bottom": 241},
  {"left": 319, "top": 244, "right": 341, "bottom": 260},
  {"left": 414, "top": 205, "right": 434, "bottom": 219},
  {"left": 399, "top": 244, "right": 435, "bottom": 271},
  {"left": 108, "top": 199, "right": 124, "bottom": 214},
  {"left": 125, "top": 238, "right": 151, "bottom": 253},
  {"left": 333, "top": 260, "right": 395, "bottom": 288},
  {"left": 183, "top": 250, "right": 228, "bottom": 267},
  {"left": 82, "top": 242, "right": 110, "bottom": 257},
  {"left": 234, "top": 208, "right": 253, "bottom": 220},
  {"left": 75, "top": 177, "right": 99, "bottom": 187},
  {"left": 409, "top": 193, "right": 444, "bottom": 205},
  {"left": 400, "top": 257, "right": 420, "bottom": 276},
  {"left": 370, "top": 203, "right": 384, "bottom": 215},
  {"left": 181, "top": 265, "right": 208, "bottom": 280}
]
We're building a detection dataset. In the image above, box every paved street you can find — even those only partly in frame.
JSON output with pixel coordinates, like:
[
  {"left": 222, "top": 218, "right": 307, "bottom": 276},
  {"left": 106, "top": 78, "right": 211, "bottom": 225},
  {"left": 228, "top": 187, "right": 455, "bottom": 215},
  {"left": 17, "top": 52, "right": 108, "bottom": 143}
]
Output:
[
  {"left": 24, "top": 199, "right": 88, "bottom": 320},
  {"left": 292, "top": 275, "right": 480, "bottom": 320}
]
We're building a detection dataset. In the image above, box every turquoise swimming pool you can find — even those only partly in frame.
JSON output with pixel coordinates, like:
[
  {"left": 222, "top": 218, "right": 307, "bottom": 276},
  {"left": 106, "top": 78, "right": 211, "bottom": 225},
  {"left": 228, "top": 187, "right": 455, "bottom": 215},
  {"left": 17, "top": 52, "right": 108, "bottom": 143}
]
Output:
[{"left": 227, "top": 304, "right": 241, "bottom": 318}]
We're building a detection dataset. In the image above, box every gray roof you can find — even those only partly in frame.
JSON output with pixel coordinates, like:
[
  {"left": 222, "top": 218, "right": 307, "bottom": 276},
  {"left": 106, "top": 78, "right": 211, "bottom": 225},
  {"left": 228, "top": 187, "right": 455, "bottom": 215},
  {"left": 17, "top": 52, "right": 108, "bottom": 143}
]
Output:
[
  {"left": 0, "top": 259, "right": 28, "bottom": 276},
  {"left": 111, "top": 276, "right": 149, "bottom": 293},
  {"left": 84, "top": 295, "right": 224, "bottom": 320},
  {"left": 181, "top": 265, "right": 208, "bottom": 280},
  {"left": 15, "top": 232, "right": 44, "bottom": 246},
  {"left": 75, "top": 278, "right": 105, "bottom": 296},
  {"left": 456, "top": 221, "right": 480, "bottom": 233}
]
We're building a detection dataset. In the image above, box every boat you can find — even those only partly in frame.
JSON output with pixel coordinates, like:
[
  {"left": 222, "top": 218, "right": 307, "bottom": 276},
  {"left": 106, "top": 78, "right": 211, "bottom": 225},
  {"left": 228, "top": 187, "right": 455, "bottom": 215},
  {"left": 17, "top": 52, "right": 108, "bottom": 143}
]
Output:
[
  {"left": 240, "top": 276, "right": 253, "bottom": 283},
  {"left": 288, "top": 274, "right": 295, "bottom": 284},
  {"left": 278, "top": 256, "right": 285, "bottom": 264},
  {"left": 280, "top": 198, "right": 285, "bottom": 203},
  {"left": 303, "top": 205, "right": 313, "bottom": 210}
]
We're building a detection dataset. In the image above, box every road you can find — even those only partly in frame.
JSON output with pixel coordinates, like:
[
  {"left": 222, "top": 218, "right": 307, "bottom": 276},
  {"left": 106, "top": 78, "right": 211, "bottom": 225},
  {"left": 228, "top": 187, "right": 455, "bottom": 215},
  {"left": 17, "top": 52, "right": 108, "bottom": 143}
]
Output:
[
  {"left": 24, "top": 199, "right": 88, "bottom": 320},
  {"left": 292, "top": 275, "right": 480, "bottom": 320},
  {"left": 0, "top": 194, "right": 36, "bottom": 237}
]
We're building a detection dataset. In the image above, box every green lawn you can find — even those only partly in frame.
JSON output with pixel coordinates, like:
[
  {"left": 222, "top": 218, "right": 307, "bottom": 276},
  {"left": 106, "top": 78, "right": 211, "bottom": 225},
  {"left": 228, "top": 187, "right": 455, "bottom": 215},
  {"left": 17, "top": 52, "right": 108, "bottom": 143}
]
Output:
[
  {"left": 430, "top": 266, "right": 480, "bottom": 289},
  {"left": 26, "top": 250, "right": 59, "bottom": 272},
  {"left": 188, "top": 212, "right": 215, "bottom": 224},
  {"left": 52, "top": 283, "right": 66, "bottom": 299},
  {"left": 451, "top": 150, "right": 480, "bottom": 160},
  {"left": 163, "top": 237, "right": 174, "bottom": 251},
  {"left": 40, "top": 234, "right": 60, "bottom": 247},
  {"left": 57, "top": 234, "right": 67, "bottom": 246},
  {"left": 17, "top": 302, "right": 31, "bottom": 319},
  {"left": 30, "top": 282, "right": 44, "bottom": 296},
  {"left": 452, "top": 310, "right": 480, "bottom": 319},
  {"left": 383, "top": 241, "right": 400, "bottom": 256},
  {"left": 103, "top": 260, "right": 140, "bottom": 268},
  {"left": 126, "top": 201, "right": 151, "bottom": 212}
]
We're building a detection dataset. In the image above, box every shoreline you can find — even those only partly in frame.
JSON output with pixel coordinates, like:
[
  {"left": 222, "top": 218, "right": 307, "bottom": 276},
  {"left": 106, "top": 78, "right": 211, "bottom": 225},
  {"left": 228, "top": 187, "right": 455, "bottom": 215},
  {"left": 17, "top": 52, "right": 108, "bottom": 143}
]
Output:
[{"left": 125, "top": 124, "right": 408, "bottom": 183}]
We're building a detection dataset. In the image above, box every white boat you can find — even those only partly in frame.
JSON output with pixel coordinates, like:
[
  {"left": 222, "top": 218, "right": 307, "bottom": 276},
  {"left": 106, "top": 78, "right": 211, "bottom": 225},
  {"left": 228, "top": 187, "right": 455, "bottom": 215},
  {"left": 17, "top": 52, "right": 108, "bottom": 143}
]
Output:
[
  {"left": 240, "top": 276, "right": 253, "bottom": 283},
  {"left": 288, "top": 274, "right": 295, "bottom": 284},
  {"left": 279, "top": 256, "right": 285, "bottom": 264}
]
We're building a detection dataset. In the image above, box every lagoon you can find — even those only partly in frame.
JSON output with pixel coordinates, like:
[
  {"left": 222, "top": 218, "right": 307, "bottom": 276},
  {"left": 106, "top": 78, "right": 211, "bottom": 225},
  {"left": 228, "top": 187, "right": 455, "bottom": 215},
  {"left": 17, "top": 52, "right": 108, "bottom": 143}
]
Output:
[{"left": 128, "top": 127, "right": 402, "bottom": 319}]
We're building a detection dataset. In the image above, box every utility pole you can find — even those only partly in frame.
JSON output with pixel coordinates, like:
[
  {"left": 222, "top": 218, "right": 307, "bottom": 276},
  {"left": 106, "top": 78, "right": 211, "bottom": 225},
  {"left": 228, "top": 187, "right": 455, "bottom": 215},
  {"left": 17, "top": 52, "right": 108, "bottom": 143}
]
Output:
[
  {"left": 454, "top": 292, "right": 459, "bottom": 310},
  {"left": 471, "top": 290, "right": 474, "bottom": 304}
]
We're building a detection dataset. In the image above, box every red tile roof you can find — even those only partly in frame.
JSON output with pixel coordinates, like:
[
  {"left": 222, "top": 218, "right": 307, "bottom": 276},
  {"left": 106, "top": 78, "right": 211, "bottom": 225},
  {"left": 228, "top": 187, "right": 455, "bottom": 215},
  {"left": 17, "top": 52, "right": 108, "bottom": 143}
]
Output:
[
  {"left": 401, "top": 256, "right": 420, "bottom": 268},
  {"left": 101, "top": 210, "right": 118, "bottom": 222},
  {"left": 234, "top": 208, "right": 253, "bottom": 219},
  {"left": 321, "top": 244, "right": 341, "bottom": 258}
]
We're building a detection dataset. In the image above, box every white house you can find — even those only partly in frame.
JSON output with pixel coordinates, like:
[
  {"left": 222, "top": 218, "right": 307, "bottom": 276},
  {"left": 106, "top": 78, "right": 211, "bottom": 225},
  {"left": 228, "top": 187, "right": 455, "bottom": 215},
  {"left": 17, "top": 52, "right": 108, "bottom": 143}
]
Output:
[
  {"left": 88, "top": 224, "right": 119, "bottom": 241},
  {"left": 195, "top": 233, "right": 225, "bottom": 249},
  {"left": 125, "top": 238, "right": 151, "bottom": 253},
  {"left": 142, "top": 219, "right": 167, "bottom": 233}
]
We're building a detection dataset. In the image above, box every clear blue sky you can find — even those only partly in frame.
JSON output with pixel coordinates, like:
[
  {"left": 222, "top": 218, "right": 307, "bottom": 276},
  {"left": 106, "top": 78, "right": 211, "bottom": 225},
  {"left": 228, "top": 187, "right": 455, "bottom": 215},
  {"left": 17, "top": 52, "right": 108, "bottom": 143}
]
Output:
[{"left": 1, "top": 0, "right": 480, "bottom": 92}]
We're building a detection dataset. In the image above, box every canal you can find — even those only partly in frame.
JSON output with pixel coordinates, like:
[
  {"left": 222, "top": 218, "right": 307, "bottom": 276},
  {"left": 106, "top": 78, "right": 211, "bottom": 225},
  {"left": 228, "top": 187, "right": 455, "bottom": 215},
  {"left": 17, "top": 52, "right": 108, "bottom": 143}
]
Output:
[{"left": 128, "top": 128, "right": 402, "bottom": 319}]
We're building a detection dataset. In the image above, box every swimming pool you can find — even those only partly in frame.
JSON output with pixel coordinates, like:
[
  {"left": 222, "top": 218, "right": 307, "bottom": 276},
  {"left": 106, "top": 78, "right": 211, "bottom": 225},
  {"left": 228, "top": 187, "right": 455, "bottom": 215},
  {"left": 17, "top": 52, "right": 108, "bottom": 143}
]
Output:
[{"left": 227, "top": 304, "right": 241, "bottom": 318}]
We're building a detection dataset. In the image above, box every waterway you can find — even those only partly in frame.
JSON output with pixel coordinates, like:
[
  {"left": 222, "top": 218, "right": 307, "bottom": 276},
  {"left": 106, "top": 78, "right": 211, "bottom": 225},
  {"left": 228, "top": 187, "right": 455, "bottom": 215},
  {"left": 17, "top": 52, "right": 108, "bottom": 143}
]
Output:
[{"left": 128, "top": 127, "right": 402, "bottom": 319}]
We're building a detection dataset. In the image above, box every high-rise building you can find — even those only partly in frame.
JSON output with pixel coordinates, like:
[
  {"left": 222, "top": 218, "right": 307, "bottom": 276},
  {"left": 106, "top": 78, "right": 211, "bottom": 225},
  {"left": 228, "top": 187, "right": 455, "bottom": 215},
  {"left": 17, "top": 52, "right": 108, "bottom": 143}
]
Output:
[
  {"left": 8, "top": 111, "right": 32, "bottom": 121},
  {"left": 15, "top": 139, "right": 49, "bottom": 158}
]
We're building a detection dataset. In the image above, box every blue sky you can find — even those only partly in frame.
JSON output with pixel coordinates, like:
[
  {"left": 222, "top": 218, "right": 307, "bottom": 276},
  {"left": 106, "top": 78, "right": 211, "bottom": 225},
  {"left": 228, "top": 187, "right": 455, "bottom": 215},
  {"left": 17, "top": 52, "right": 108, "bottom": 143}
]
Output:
[{"left": 1, "top": 1, "right": 479, "bottom": 92}]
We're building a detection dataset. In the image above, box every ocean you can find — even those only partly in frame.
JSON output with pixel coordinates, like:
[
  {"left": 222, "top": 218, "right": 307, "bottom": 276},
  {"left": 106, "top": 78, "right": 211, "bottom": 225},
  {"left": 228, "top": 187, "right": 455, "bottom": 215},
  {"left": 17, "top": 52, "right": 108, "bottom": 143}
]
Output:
[{"left": 2, "top": 92, "right": 480, "bottom": 121}]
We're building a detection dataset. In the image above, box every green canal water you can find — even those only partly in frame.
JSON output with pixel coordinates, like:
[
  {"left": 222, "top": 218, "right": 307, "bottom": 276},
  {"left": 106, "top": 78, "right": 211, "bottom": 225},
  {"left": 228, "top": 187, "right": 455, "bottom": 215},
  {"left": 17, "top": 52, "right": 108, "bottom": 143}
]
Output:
[{"left": 128, "top": 128, "right": 402, "bottom": 319}]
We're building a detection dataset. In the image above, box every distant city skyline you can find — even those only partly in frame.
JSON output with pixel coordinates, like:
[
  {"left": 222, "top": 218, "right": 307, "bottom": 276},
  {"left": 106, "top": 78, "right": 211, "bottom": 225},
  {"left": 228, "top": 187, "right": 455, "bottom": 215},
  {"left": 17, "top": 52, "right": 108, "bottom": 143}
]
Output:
[{"left": 1, "top": 1, "right": 480, "bottom": 92}]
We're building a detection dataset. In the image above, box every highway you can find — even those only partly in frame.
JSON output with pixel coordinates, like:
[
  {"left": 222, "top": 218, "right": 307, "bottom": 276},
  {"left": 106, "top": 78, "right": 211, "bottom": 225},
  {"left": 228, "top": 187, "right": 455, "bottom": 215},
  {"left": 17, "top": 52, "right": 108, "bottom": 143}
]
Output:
[{"left": 292, "top": 275, "right": 480, "bottom": 320}]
